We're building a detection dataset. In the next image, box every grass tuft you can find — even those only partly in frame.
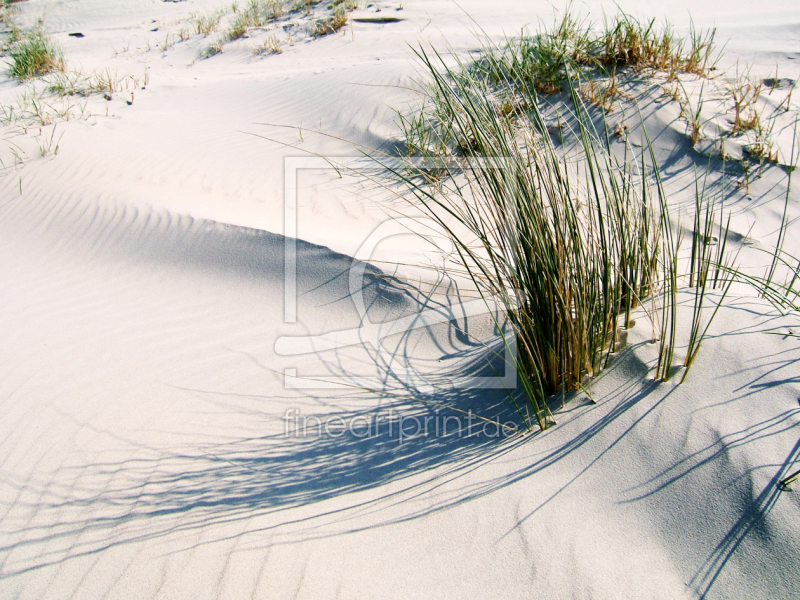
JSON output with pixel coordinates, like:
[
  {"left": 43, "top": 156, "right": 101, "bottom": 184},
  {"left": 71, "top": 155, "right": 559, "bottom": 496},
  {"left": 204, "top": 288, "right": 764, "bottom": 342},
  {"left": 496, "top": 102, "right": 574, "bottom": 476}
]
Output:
[
  {"left": 728, "top": 67, "right": 763, "bottom": 136},
  {"left": 473, "top": 10, "right": 718, "bottom": 98},
  {"left": 388, "top": 12, "right": 742, "bottom": 427},
  {"left": 678, "top": 80, "right": 707, "bottom": 146},
  {"left": 203, "top": 41, "right": 224, "bottom": 57},
  {"left": 193, "top": 10, "right": 224, "bottom": 36},
  {"left": 392, "top": 46, "right": 673, "bottom": 429},
  {"left": 227, "top": 0, "right": 286, "bottom": 40},
  {"left": 7, "top": 28, "right": 64, "bottom": 80},
  {"left": 312, "top": 6, "right": 348, "bottom": 36},
  {"left": 253, "top": 34, "right": 282, "bottom": 54}
]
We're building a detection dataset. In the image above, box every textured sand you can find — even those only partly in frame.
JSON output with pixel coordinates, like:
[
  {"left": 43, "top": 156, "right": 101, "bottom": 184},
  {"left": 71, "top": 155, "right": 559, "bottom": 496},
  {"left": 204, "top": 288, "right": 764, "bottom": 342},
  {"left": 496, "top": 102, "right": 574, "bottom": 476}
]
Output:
[{"left": 1, "top": 1, "right": 799, "bottom": 598}]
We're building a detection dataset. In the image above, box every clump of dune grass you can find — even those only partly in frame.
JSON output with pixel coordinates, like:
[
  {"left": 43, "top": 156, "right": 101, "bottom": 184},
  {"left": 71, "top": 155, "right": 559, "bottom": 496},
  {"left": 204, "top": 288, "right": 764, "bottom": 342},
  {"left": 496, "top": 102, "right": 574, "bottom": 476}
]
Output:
[
  {"left": 203, "top": 40, "right": 224, "bottom": 57},
  {"left": 227, "top": 0, "right": 287, "bottom": 40},
  {"left": 206, "top": 0, "right": 352, "bottom": 51},
  {"left": 227, "top": 6, "right": 262, "bottom": 39},
  {"left": 297, "top": 0, "right": 319, "bottom": 15},
  {"left": 267, "top": 0, "right": 287, "bottom": 18},
  {"left": 227, "top": 14, "right": 250, "bottom": 40},
  {"left": 473, "top": 10, "right": 718, "bottom": 99},
  {"left": 193, "top": 9, "right": 224, "bottom": 36},
  {"left": 728, "top": 68, "right": 763, "bottom": 136},
  {"left": 599, "top": 14, "right": 716, "bottom": 78},
  {"left": 719, "top": 67, "right": 786, "bottom": 167},
  {"left": 390, "top": 47, "right": 669, "bottom": 429},
  {"left": 253, "top": 34, "right": 282, "bottom": 54},
  {"left": 744, "top": 119, "right": 780, "bottom": 166},
  {"left": 312, "top": 6, "right": 348, "bottom": 36},
  {"left": 578, "top": 71, "right": 621, "bottom": 112},
  {"left": 389, "top": 33, "right": 736, "bottom": 429},
  {"left": 7, "top": 28, "right": 64, "bottom": 80}
]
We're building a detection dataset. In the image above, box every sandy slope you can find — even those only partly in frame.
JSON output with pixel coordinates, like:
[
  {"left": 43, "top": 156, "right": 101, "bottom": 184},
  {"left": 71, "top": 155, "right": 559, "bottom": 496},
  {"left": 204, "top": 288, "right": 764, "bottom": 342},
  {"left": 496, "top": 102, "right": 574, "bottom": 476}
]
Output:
[{"left": 1, "top": 0, "right": 800, "bottom": 598}]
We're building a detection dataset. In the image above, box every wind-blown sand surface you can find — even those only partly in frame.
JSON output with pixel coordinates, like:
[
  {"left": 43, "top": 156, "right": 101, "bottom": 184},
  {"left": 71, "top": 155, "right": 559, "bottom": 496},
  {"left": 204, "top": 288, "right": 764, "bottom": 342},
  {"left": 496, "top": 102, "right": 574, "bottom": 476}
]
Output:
[{"left": 1, "top": 0, "right": 799, "bottom": 598}]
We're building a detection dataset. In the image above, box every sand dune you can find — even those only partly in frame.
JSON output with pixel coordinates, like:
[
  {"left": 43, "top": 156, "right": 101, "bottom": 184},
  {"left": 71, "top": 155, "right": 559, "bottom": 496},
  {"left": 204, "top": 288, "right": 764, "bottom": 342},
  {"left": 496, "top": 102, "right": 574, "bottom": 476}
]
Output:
[{"left": 1, "top": 0, "right": 799, "bottom": 598}]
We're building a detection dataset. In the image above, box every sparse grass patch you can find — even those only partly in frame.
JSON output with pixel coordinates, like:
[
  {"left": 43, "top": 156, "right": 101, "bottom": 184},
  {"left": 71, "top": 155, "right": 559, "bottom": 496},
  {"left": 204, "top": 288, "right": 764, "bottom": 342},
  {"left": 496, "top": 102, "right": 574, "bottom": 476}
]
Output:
[
  {"left": 661, "top": 81, "right": 681, "bottom": 102},
  {"left": 0, "top": 0, "right": 25, "bottom": 26},
  {"left": 89, "top": 68, "right": 124, "bottom": 93},
  {"left": 203, "top": 40, "right": 224, "bottom": 57},
  {"left": 193, "top": 9, "right": 224, "bottom": 36},
  {"left": 728, "top": 68, "right": 763, "bottom": 136},
  {"left": 297, "top": 0, "right": 321, "bottom": 15},
  {"left": 721, "top": 131, "right": 799, "bottom": 311},
  {"left": 682, "top": 174, "right": 735, "bottom": 381},
  {"left": 331, "top": 0, "right": 359, "bottom": 9},
  {"left": 159, "top": 32, "right": 177, "bottom": 51},
  {"left": 0, "top": 85, "right": 90, "bottom": 129},
  {"left": 778, "top": 79, "right": 796, "bottom": 112},
  {"left": 578, "top": 71, "right": 622, "bottom": 112},
  {"left": 36, "top": 124, "right": 63, "bottom": 156},
  {"left": 253, "top": 34, "right": 282, "bottom": 54},
  {"left": 45, "top": 67, "right": 148, "bottom": 98},
  {"left": 267, "top": 0, "right": 286, "bottom": 19},
  {"left": 679, "top": 80, "right": 707, "bottom": 146}
]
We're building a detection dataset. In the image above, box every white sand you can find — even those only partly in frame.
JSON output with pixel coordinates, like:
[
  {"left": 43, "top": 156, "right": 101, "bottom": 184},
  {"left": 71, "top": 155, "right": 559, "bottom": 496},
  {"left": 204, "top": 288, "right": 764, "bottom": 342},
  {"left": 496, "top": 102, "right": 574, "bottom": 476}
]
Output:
[{"left": 1, "top": 1, "right": 799, "bottom": 598}]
